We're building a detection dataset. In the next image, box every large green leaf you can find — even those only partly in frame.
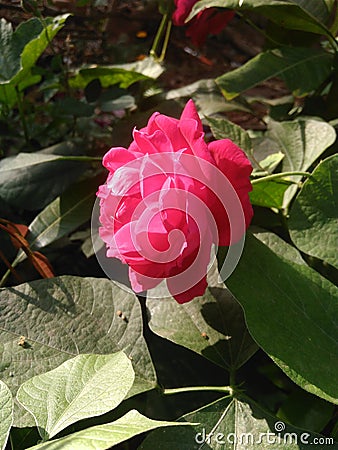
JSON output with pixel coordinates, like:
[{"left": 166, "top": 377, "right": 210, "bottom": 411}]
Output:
[
  {"left": 225, "top": 233, "right": 338, "bottom": 404},
  {"left": 27, "top": 410, "right": 188, "bottom": 450},
  {"left": 207, "top": 116, "right": 252, "bottom": 154},
  {"left": 140, "top": 395, "right": 336, "bottom": 449},
  {"left": 266, "top": 118, "right": 336, "bottom": 206},
  {"left": 188, "top": 1, "right": 332, "bottom": 34},
  {"left": 11, "top": 175, "right": 101, "bottom": 271},
  {"left": 0, "top": 380, "right": 12, "bottom": 450},
  {"left": 0, "top": 15, "right": 69, "bottom": 105},
  {"left": 27, "top": 176, "right": 99, "bottom": 249},
  {"left": 0, "top": 142, "right": 87, "bottom": 210},
  {"left": 0, "top": 276, "right": 157, "bottom": 426},
  {"left": 289, "top": 155, "right": 338, "bottom": 269},
  {"left": 216, "top": 47, "right": 333, "bottom": 100},
  {"left": 147, "top": 264, "right": 258, "bottom": 371},
  {"left": 69, "top": 57, "right": 163, "bottom": 90},
  {"left": 17, "top": 353, "right": 134, "bottom": 440}
]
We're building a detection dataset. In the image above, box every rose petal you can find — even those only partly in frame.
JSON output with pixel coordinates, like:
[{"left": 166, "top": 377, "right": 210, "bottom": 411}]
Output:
[
  {"left": 168, "top": 275, "right": 208, "bottom": 303},
  {"left": 102, "top": 147, "right": 136, "bottom": 172},
  {"left": 129, "top": 267, "right": 162, "bottom": 292}
]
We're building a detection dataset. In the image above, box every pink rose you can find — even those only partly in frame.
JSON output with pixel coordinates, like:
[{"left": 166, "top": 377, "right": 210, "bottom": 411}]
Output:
[
  {"left": 97, "top": 100, "right": 252, "bottom": 303},
  {"left": 172, "top": 0, "right": 235, "bottom": 47}
]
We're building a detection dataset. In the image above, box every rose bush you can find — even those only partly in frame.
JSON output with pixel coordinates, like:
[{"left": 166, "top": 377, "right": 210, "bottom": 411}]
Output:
[
  {"left": 97, "top": 100, "right": 252, "bottom": 303},
  {"left": 172, "top": 0, "right": 235, "bottom": 47}
]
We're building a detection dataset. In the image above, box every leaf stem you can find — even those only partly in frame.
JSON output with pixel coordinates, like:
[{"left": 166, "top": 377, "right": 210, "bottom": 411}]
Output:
[
  {"left": 251, "top": 171, "right": 312, "bottom": 184},
  {"left": 163, "top": 386, "right": 233, "bottom": 396},
  {"left": 0, "top": 268, "right": 11, "bottom": 288},
  {"left": 57, "top": 155, "right": 103, "bottom": 162}
]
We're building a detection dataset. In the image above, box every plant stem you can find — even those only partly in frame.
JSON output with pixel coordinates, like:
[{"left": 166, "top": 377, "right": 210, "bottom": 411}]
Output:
[
  {"left": 150, "top": 14, "right": 169, "bottom": 60},
  {"left": 58, "top": 155, "right": 103, "bottom": 162},
  {"left": 159, "top": 20, "right": 172, "bottom": 62},
  {"left": 0, "top": 268, "right": 11, "bottom": 288},
  {"left": 0, "top": 250, "right": 23, "bottom": 284},
  {"left": 251, "top": 171, "right": 312, "bottom": 184},
  {"left": 163, "top": 386, "right": 233, "bottom": 396},
  {"left": 229, "top": 369, "right": 236, "bottom": 387}
]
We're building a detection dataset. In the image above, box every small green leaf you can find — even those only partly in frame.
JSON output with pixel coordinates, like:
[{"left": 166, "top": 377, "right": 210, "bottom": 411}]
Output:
[
  {"left": 17, "top": 353, "right": 134, "bottom": 440},
  {"left": 0, "top": 380, "right": 13, "bottom": 450},
  {"left": 27, "top": 410, "right": 188, "bottom": 450},
  {"left": 0, "top": 276, "right": 157, "bottom": 427},
  {"left": 289, "top": 155, "right": 338, "bottom": 269},
  {"left": 266, "top": 118, "right": 336, "bottom": 206},
  {"left": 250, "top": 179, "right": 292, "bottom": 209},
  {"left": 216, "top": 47, "right": 333, "bottom": 100},
  {"left": 252, "top": 152, "right": 284, "bottom": 175},
  {"left": 226, "top": 233, "right": 338, "bottom": 404},
  {"left": 207, "top": 116, "right": 252, "bottom": 154},
  {"left": 69, "top": 58, "right": 163, "bottom": 90},
  {"left": 140, "top": 395, "right": 336, "bottom": 450}
]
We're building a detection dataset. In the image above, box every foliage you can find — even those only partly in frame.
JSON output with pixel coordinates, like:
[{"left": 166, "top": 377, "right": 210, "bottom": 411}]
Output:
[{"left": 0, "top": 0, "right": 337, "bottom": 449}]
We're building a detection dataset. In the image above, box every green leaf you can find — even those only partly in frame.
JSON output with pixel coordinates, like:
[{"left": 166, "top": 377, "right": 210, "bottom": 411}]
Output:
[
  {"left": 0, "top": 276, "right": 157, "bottom": 427},
  {"left": 289, "top": 155, "right": 338, "bottom": 269},
  {"left": 266, "top": 118, "right": 336, "bottom": 206},
  {"left": 252, "top": 152, "right": 285, "bottom": 176},
  {"left": 0, "top": 142, "right": 87, "bottom": 210},
  {"left": 207, "top": 116, "right": 252, "bottom": 154},
  {"left": 0, "top": 380, "right": 13, "bottom": 450},
  {"left": 226, "top": 233, "right": 338, "bottom": 404},
  {"left": 165, "top": 79, "right": 250, "bottom": 116},
  {"left": 188, "top": 1, "right": 332, "bottom": 34},
  {"left": 250, "top": 179, "right": 292, "bottom": 209},
  {"left": 0, "top": 15, "right": 69, "bottom": 102},
  {"left": 277, "top": 390, "right": 335, "bottom": 433},
  {"left": 69, "top": 57, "right": 163, "bottom": 90},
  {"left": 17, "top": 353, "right": 134, "bottom": 440},
  {"left": 147, "top": 265, "right": 258, "bottom": 371},
  {"left": 11, "top": 175, "right": 101, "bottom": 269},
  {"left": 27, "top": 410, "right": 187, "bottom": 450},
  {"left": 140, "top": 395, "right": 337, "bottom": 450},
  {"left": 216, "top": 47, "right": 333, "bottom": 101}
]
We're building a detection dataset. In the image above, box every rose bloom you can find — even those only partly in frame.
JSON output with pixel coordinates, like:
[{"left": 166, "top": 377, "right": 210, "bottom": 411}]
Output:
[
  {"left": 97, "top": 100, "right": 252, "bottom": 303},
  {"left": 172, "top": 0, "right": 235, "bottom": 47}
]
